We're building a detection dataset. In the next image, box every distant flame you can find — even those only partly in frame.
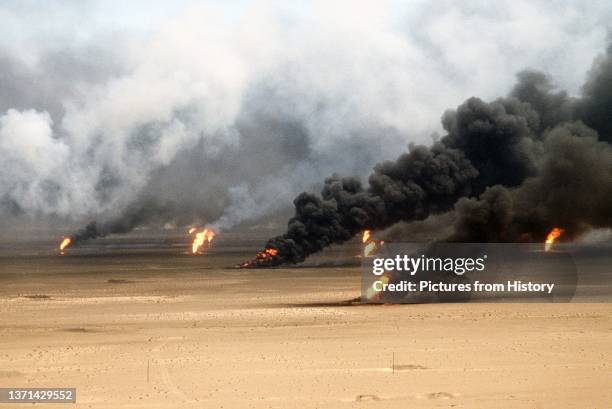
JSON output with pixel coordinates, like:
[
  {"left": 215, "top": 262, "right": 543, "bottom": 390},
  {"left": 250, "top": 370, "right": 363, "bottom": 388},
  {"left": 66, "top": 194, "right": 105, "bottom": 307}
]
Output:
[
  {"left": 544, "top": 227, "right": 564, "bottom": 252},
  {"left": 361, "top": 231, "right": 390, "bottom": 301},
  {"left": 59, "top": 237, "right": 72, "bottom": 254},
  {"left": 362, "top": 230, "right": 383, "bottom": 257},
  {"left": 188, "top": 227, "right": 197, "bottom": 234},
  {"left": 191, "top": 228, "right": 216, "bottom": 254}
]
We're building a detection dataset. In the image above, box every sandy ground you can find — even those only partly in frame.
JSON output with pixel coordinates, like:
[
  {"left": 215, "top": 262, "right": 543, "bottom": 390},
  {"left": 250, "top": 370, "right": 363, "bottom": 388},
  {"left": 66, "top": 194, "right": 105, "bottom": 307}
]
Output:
[{"left": 0, "top": 239, "right": 611, "bottom": 408}]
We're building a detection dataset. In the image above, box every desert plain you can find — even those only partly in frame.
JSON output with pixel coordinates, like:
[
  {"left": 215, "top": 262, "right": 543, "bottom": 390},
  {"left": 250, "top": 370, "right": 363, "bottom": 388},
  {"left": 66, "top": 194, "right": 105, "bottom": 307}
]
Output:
[{"left": 0, "top": 233, "right": 611, "bottom": 409}]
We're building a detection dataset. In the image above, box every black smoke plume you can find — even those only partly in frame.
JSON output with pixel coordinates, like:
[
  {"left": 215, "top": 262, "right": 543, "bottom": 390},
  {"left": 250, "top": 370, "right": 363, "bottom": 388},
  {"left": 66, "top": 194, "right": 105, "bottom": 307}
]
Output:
[
  {"left": 450, "top": 123, "right": 612, "bottom": 243},
  {"left": 246, "top": 46, "right": 612, "bottom": 266},
  {"left": 67, "top": 201, "right": 169, "bottom": 244}
]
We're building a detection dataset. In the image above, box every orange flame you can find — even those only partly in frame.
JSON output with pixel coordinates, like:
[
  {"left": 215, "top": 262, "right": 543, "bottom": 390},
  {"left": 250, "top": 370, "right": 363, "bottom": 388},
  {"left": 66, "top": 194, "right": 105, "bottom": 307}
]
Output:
[
  {"left": 544, "top": 227, "right": 564, "bottom": 252},
  {"left": 191, "top": 228, "right": 216, "bottom": 254},
  {"left": 254, "top": 248, "right": 278, "bottom": 260},
  {"left": 242, "top": 248, "right": 278, "bottom": 267},
  {"left": 59, "top": 237, "right": 72, "bottom": 254},
  {"left": 188, "top": 227, "right": 197, "bottom": 234},
  {"left": 361, "top": 230, "right": 383, "bottom": 257}
]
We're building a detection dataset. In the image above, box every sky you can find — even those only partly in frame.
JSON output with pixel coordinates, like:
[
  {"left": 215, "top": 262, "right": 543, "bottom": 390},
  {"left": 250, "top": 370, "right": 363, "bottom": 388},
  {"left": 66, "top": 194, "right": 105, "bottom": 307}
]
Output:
[{"left": 0, "top": 0, "right": 610, "bottom": 232}]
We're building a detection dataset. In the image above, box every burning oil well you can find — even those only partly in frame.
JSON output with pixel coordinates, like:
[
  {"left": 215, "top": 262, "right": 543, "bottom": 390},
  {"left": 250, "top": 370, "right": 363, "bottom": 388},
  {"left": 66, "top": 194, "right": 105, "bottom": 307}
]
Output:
[{"left": 189, "top": 227, "right": 216, "bottom": 254}]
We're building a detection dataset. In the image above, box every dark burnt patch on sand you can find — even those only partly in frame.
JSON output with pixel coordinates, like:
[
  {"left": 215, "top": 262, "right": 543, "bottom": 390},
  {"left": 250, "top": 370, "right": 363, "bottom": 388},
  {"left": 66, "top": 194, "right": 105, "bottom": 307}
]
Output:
[
  {"left": 61, "top": 327, "right": 98, "bottom": 333},
  {"left": 106, "top": 279, "right": 137, "bottom": 284},
  {"left": 394, "top": 364, "right": 428, "bottom": 370},
  {"left": 21, "top": 294, "right": 52, "bottom": 300}
]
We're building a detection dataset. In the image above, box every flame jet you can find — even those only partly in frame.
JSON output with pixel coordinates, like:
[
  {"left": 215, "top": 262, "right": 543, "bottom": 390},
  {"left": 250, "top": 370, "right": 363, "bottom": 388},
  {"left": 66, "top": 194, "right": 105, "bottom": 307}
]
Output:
[
  {"left": 191, "top": 228, "right": 215, "bottom": 254},
  {"left": 361, "top": 230, "right": 384, "bottom": 257},
  {"left": 59, "top": 237, "right": 72, "bottom": 254},
  {"left": 544, "top": 228, "right": 564, "bottom": 252}
]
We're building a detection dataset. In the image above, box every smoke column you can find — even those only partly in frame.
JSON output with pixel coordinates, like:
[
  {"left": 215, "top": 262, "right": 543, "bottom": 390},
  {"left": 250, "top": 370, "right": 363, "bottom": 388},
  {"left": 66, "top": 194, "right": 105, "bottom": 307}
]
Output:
[
  {"left": 246, "top": 46, "right": 612, "bottom": 266},
  {"left": 448, "top": 47, "right": 612, "bottom": 243},
  {"left": 68, "top": 201, "right": 170, "bottom": 243}
]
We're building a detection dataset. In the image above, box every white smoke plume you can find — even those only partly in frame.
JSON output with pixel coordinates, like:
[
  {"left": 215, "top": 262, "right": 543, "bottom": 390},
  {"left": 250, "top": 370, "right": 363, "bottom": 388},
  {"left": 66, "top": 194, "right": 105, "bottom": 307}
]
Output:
[{"left": 0, "top": 1, "right": 610, "bottom": 233}]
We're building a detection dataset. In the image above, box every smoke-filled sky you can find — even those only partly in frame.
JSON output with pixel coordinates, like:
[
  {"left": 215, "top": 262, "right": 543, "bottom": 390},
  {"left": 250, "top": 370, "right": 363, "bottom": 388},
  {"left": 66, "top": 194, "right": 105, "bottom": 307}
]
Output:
[{"left": 1, "top": 0, "right": 611, "bottom": 233}]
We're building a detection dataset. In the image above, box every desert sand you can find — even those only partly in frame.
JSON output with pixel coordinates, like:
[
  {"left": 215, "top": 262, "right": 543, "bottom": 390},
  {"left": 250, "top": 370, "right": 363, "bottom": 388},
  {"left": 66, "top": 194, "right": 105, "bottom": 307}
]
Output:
[{"left": 0, "top": 236, "right": 611, "bottom": 408}]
